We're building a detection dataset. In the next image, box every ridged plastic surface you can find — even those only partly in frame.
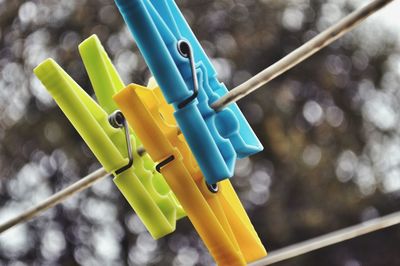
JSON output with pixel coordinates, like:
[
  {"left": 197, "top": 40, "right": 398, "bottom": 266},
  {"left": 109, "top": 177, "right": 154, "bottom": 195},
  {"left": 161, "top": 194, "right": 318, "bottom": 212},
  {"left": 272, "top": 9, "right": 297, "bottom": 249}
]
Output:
[
  {"left": 33, "top": 35, "right": 185, "bottom": 239},
  {"left": 114, "top": 0, "right": 263, "bottom": 184},
  {"left": 114, "top": 79, "right": 267, "bottom": 265}
]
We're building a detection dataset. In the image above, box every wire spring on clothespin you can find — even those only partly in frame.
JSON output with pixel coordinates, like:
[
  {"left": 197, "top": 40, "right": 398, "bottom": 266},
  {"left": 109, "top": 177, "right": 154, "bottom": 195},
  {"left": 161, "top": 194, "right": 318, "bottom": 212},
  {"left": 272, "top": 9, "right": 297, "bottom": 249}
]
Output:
[{"left": 108, "top": 110, "right": 134, "bottom": 174}]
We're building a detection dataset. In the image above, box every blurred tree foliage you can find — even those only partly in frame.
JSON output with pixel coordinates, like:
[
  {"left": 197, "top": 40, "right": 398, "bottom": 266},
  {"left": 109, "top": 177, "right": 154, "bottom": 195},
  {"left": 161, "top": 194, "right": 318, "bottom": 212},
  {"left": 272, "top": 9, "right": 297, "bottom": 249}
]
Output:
[{"left": 0, "top": 0, "right": 399, "bottom": 265}]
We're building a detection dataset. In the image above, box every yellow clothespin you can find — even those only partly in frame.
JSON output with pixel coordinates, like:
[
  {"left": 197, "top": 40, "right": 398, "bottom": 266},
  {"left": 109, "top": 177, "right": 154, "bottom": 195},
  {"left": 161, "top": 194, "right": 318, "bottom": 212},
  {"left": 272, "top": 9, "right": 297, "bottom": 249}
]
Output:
[{"left": 114, "top": 78, "right": 267, "bottom": 266}]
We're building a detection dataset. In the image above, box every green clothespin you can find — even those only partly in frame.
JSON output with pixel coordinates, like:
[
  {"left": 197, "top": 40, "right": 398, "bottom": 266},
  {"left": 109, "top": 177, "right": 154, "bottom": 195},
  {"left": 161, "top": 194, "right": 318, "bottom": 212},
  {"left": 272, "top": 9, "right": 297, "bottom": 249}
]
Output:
[{"left": 34, "top": 35, "right": 185, "bottom": 239}]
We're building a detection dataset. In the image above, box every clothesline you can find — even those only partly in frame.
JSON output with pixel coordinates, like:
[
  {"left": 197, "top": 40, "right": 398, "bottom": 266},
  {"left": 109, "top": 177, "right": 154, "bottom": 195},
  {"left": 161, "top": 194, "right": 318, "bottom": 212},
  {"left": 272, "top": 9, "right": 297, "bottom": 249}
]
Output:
[
  {"left": 249, "top": 210, "right": 400, "bottom": 265},
  {"left": 212, "top": 0, "right": 395, "bottom": 111},
  {"left": 2, "top": 166, "right": 400, "bottom": 265},
  {"left": 0, "top": 168, "right": 109, "bottom": 233}
]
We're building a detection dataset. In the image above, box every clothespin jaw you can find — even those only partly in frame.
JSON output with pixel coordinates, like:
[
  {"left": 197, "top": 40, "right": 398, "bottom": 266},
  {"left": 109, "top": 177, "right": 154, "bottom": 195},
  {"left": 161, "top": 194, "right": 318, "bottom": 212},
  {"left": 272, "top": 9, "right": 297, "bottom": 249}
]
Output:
[
  {"left": 78, "top": 35, "right": 124, "bottom": 114},
  {"left": 33, "top": 35, "right": 185, "bottom": 239},
  {"left": 113, "top": 80, "right": 266, "bottom": 265},
  {"left": 114, "top": 0, "right": 263, "bottom": 185}
]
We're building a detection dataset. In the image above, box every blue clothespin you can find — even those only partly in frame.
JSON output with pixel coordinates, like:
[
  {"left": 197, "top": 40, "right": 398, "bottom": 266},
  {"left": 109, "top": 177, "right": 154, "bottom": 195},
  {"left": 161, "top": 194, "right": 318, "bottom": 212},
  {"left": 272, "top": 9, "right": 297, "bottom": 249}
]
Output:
[{"left": 114, "top": 0, "right": 263, "bottom": 184}]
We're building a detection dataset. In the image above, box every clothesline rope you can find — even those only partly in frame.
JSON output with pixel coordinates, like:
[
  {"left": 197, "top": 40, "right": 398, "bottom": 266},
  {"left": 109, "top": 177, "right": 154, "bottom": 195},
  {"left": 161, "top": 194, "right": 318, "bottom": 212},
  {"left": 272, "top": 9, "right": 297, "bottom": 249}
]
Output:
[
  {"left": 211, "top": 0, "right": 395, "bottom": 111},
  {"left": 0, "top": 1, "right": 396, "bottom": 263},
  {"left": 0, "top": 168, "right": 109, "bottom": 233},
  {"left": 249, "top": 210, "right": 400, "bottom": 265},
  {"left": 1, "top": 165, "right": 399, "bottom": 265}
]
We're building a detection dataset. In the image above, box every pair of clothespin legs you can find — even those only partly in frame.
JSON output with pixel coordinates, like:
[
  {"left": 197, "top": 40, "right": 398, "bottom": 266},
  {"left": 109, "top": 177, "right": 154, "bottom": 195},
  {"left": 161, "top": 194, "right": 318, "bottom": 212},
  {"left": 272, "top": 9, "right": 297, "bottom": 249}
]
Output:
[
  {"left": 115, "top": 80, "right": 266, "bottom": 264},
  {"left": 35, "top": 35, "right": 266, "bottom": 265},
  {"left": 114, "top": 0, "right": 264, "bottom": 185},
  {"left": 34, "top": 36, "right": 185, "bottom": 239}
]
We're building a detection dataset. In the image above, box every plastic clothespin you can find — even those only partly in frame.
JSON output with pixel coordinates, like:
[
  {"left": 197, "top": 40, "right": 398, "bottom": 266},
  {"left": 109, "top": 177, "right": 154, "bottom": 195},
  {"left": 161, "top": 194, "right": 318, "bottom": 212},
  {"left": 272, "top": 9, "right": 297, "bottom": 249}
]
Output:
[
  {"left": 113, "top": 78, "right": 267, "bottom": 266},
  {"left": 114, "top": 0, "right": 263, "bottom": 185},
  {"left": 33, "top": 35, "right": 185, "bottom": 239}
]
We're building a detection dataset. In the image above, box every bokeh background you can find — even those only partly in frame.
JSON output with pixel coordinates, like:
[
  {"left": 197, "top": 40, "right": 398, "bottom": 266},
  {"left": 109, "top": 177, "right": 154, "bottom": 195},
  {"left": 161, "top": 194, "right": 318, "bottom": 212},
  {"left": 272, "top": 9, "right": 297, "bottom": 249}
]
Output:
[{"left": 0, "top": 0, "right": 400, "bottom": 265}]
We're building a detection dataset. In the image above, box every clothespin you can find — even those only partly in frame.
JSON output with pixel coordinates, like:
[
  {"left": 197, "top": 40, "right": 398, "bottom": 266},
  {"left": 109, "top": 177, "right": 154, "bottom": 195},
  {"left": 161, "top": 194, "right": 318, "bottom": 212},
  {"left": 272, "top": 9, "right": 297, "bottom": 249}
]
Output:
[
  {"left": 33, "top": 35, "right": 185, "bottom": 239},
  {"left": 113, "top": 78, "right": 267, "bottom": 266},
  {"left": 114, "top": 0, "right": 263, "bottom": 185}
]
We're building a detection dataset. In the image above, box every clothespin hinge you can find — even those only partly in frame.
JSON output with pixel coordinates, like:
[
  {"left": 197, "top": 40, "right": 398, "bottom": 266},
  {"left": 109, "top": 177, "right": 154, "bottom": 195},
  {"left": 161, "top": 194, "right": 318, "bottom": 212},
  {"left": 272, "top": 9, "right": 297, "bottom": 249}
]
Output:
[
  {"left": 108, "top": 110, "right": 134, "bottom": 174},
  {"left": 177, "top": 40, "right": 199, "bottom": 109}
]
